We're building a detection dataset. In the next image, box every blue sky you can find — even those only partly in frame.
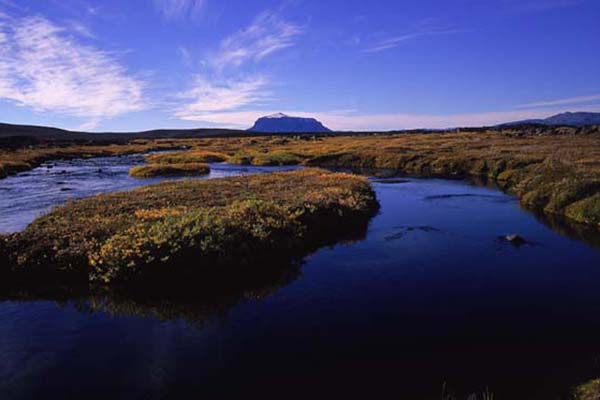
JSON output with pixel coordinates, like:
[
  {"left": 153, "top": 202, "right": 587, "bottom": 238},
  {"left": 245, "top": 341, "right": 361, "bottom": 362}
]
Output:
[{"left": 0, "top": 0, "right": 599, "bottom": 131}]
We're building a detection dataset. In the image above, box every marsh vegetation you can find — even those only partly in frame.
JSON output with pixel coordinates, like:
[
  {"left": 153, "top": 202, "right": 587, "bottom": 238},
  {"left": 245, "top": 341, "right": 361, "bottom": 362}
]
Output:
[
  {"left": 0, "top": 139, "right": 195, "bottom": 178},
  {"left": 179, "top": 126, "right": 600, "bottom": 228},
  {"left": 574, "top": 379, "right": 600, "bottom": 400},
  {"left": 129, "top": 162, "right": 210, "bottom": 178},
  {"left": 0, "top": 169, "right": 378, "bottom": 286}
]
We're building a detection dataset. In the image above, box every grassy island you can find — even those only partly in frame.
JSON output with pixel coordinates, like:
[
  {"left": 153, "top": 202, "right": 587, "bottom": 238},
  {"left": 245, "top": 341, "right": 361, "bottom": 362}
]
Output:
[
  {"left": 129, "top": 162, "right": 210, "bottom": 178},
  {"left": 0, "top": 169, "right": 378, "bottom": 286},
  {"left": 145, "top": 150, "right": 228, "bottom": 164}
]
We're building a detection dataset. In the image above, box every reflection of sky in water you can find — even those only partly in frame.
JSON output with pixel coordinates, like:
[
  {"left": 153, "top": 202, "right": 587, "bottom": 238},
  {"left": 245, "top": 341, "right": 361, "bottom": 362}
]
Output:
[
  {"left": 1, "top": 161, "right": 600, "bottom": 399},
  {"left": 0, "top": 155, "right": 300, "bottom": 233}
]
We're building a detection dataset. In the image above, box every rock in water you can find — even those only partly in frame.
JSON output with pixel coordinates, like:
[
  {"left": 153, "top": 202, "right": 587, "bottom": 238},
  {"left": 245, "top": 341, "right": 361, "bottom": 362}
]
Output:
[
  {"left": 505, "top": 234, "right": 526, "bottom": 246},
  {"left": 248, "top": 113, "right": 331, "bottom": 133}
]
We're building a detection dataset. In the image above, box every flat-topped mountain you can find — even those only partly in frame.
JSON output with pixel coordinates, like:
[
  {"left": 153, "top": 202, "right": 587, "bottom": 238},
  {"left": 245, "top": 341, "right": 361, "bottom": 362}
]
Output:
[
  {"left": 248, "top": 113, "right": 331, "bottom": 133},
  {"left": 503, "top": 111, "right": 600, "bottom": 127}
]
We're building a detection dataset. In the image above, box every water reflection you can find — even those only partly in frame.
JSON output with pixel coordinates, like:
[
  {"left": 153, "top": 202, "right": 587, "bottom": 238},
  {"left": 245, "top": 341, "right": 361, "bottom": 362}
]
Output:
[
  {"left": 529, "top": 208, "right": 600, "bottom": 250},
  {"left": 0, "top": 215, "right": 372, "bottom": 329}
]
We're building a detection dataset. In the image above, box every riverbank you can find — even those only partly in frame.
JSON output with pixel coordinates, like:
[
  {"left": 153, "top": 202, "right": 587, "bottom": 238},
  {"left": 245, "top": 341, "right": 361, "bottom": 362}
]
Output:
[
  {"left": 0, "top": 169, "right": 378, "bottom": 286},
  {"left": 0, "top": 139, "right": 195, "bottom": 178},
  {"left": 2, "top": 126, "right": 599, "bottom": 229},
  {"left": 185, "top": 126, "right": 600, "bottom": 228}
]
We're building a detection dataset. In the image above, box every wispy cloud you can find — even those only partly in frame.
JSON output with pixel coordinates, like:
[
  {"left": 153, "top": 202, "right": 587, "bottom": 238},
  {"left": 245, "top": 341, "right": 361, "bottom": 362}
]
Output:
[
  {"left": 175, "top": 76, "right": 270, "bottom": 119},
  {"left": 153, "top": 0, "right": 205, "bottom": 21},
  {"left": 210, "top": 10, "right": 303, "bottom": 69},
  {"left": 516, "top": 93, "right": 600, "bottom": 108},
  {"left": 175, "top": 10, "right": 302, "bottom": 121},
  {"left": 0, "top": 15, "right": 147, "bottom": 123},
  {"left": 65, "top": 19, "right": 95, "bottom": 38},
  {"left": 364, "top": 18, "right": 464, "bottom": 53},
  {"left": 0, "top": 0, "right": 26, "bottom": 12}
]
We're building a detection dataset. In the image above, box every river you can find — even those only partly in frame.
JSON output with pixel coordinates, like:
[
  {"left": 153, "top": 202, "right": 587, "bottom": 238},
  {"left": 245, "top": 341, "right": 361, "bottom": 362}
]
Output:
[{"left": 1, "top": 155, "right": 599, "bottom": 399}]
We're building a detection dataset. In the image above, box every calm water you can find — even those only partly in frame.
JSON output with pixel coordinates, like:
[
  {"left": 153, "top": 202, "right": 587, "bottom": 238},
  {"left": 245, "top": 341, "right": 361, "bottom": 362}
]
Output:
[{"left": 1, "top": 157, "right": 600, "bottom": 399}]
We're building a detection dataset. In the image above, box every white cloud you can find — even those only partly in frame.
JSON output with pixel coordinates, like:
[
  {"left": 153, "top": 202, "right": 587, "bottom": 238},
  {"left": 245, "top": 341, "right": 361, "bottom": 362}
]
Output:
[
  {"left": 211, "top": 10, "right": 303, "bottom": 69},
  {"left": 517, "top": 94, "right": 600, "bottom": 108},
  {"left": 175, "top": 76, "right": 270, "bottom": 119},
  {"left": 174, "top": 11, "right": 302, "bottom": 120},
  {"left": 364, "top": 18, "right": 465, "bottom": 53},
  {"left": 0, "top": 15, "right": 147, "bottom": 121},
  {"left": 153, "top": 0, "right": 205, "bottom": 21},
  {"left": 176, "top": 105, "right": 600, "bottom": 131},
  {"left": 66, "top": 20, "right": 95, "bottom": 39}
]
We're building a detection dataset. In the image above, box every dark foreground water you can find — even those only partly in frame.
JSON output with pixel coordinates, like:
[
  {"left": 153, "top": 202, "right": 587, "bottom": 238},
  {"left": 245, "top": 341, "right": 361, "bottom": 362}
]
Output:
[{"left": 1, "top": 157, "right": 600, "bottom": 399}]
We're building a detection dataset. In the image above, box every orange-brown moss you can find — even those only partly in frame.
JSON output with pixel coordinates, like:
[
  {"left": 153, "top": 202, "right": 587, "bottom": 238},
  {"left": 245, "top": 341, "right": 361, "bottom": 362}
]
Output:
[
  {"left": 187, "top": 127, "right": 600, "bottom": 228},
  {"left": 1, "top": 169, "right": 378, "bottom": 285},
  {"left": 129, "top": 163, "right": 210, "bottom": 178}
]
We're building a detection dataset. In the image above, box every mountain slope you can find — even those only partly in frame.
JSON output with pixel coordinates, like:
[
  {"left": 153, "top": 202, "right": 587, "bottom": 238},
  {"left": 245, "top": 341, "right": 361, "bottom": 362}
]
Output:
[
  {"left": 502, "top": 112, "right": 600, "bottom": 127},
  {"left": 248, "top": 113, "right": 331, "bottom": 133}
]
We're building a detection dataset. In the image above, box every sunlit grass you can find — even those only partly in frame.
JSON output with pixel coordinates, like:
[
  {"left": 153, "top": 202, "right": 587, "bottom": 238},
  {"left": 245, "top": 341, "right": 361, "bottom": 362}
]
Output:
[
  {"left": 129, "top": 163, "right": 210, "bottom": 178},
  {"left": 573, "top": 379, "right": 600, "bottom": 400},
  {"left": 1, "top": 169, "right": 378, "bottom": 286},
  {"left": 188, "top": 127, "right": 600, "bottom": 227},
  {"left": 145, "top": 150, "right": 228, "bottom": 164},
  {"left": 0, "top": 140, "right": 195, "bottom": 178},
  {"left": 1, "top": 126, "right": 599, "bottom": 227}
]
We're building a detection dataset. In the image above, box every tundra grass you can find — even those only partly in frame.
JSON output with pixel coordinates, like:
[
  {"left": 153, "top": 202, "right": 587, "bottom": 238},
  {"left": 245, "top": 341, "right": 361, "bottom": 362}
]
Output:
[
  {"left": 145, "top": 150, "right": 228, "bottom": 164},
  {"left": 2, "top": 125, "right": 599, "bottom": 228},
  {"left": 186, "top": 126, "right": 600, "bottom": 228},
  {"left": 0, "top": 169, "right": 378, "bottom": 286},
  {"left": 573, "top": 379, "right": 600, "bottom": 400},
  {"left": 0, "top": 139, "right": 194, "bottom": 178},
  {"left": 129, "top": 163, "right": 210, "bottom": 178}
]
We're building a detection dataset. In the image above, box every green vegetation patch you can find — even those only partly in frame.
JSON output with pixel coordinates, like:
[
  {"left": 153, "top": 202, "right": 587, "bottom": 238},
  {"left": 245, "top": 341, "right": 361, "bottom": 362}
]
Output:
[
  {"left": 226, "top": 150, "right": 302, "bottom": 166},
  {"left": 565, "top": 193, "right": 600, "bottom": 227},
  {"left": 251, "top": 151, "right": 302, "bottom": 166},
  {"left": 193, "top": 129, "right": 600, "bottom": 229},
  {"left": 1, "top": 169, "right": 378, "bottom": 286},
  {"left": 0, "top": 139, "right": 195, "bottom": 180},
  {"left": 145, "top": 150, "right": 228, "bottom": 164},
  {"left": 129, "top": 163, "right": 210, "bottom": 178},
  {"left": 574, "top": 379, "right": 600, "bottom": 400}
]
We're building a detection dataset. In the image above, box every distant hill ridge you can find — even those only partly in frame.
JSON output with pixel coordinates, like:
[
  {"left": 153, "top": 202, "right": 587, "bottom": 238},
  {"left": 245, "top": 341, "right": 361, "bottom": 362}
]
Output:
[
  {"left": 248, "top": 113, "right": 331, "bottom": 133},
  {"left": 501, "top": 111, "right": 600, "bottom": 127},
  {"left": 1, "top": 111, "right": 599, "bottom": 144}
]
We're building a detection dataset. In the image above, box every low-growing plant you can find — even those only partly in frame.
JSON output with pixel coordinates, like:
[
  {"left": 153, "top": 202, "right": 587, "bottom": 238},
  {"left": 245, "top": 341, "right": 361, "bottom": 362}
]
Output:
[
  {"left": 0, "top": 139, "right": 195, "bottom": 179},
  {"left": 251, "top": 151, "right": 302, "bottom": 166},
  {"left": 573, "top": 378, "right": 600, "bottom": 400},
  {"left": 188, "top": 127, "right": 600, "bottom": 228},
  {"left": 145, "top": 150, "right": 228, "bottom": 164},
  {"left": 1, "top": 169, "right": 378, "bottom": 286},
  {"left": 2, "top": 125, "right": 599, "bottom": 228},
  {"left": 129, "top": 163, "right": 210, "bottom": 178}
]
